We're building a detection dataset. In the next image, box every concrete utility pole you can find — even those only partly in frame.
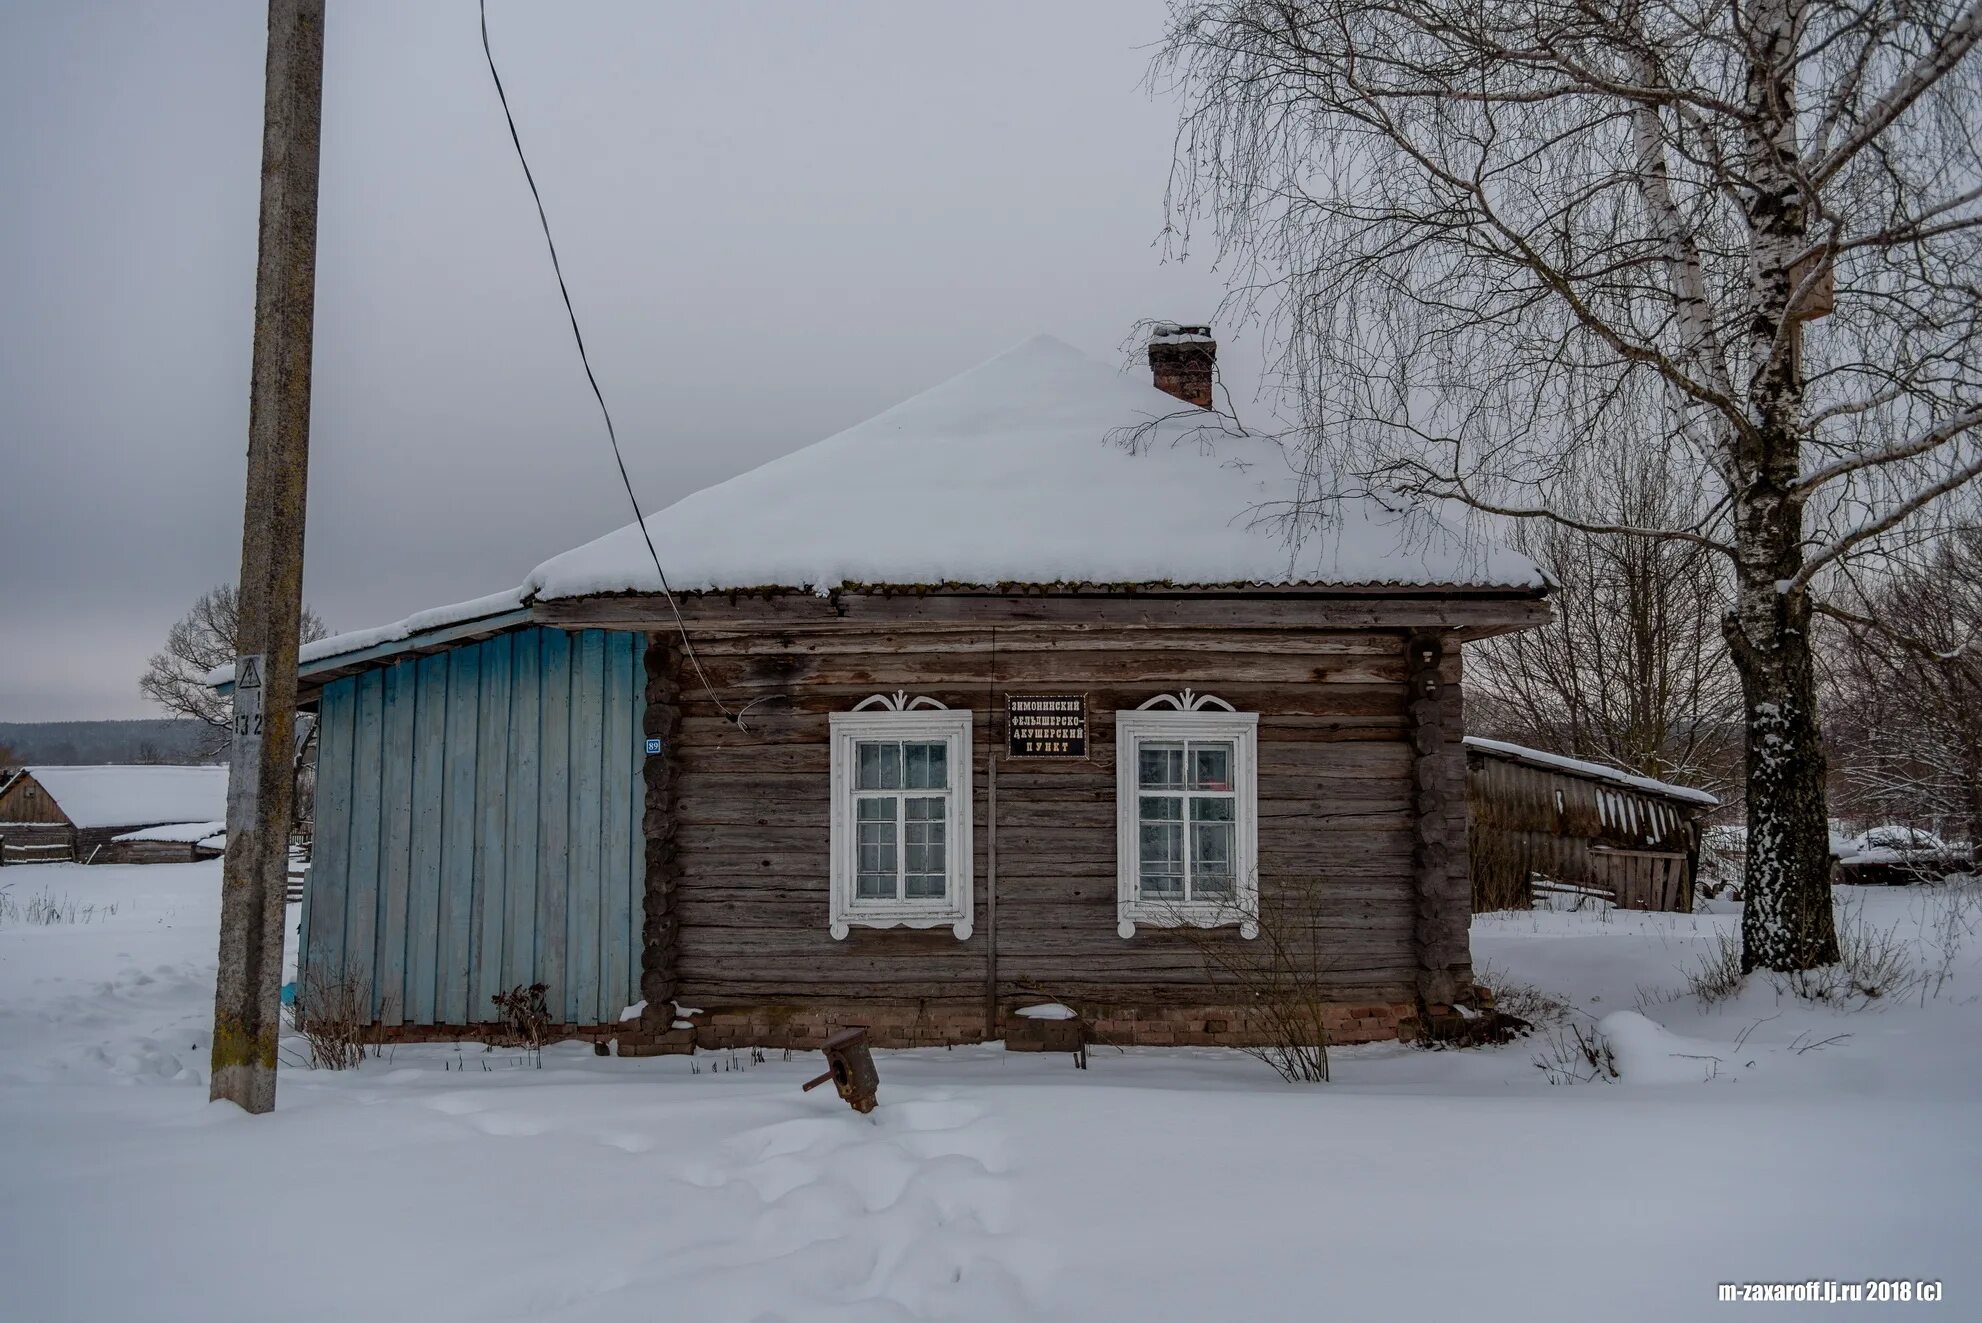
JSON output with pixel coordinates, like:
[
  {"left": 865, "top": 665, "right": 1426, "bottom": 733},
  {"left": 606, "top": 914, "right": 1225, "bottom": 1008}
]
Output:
[{"left": 211, "top": 0, "right": 325, "bottom": 1114}]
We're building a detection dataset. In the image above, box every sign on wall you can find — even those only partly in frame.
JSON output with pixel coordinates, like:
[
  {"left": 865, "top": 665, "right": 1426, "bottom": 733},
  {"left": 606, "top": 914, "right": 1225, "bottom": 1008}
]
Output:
[{"left": 1006, "top": 694, "right": 1087, "bottom": 759}]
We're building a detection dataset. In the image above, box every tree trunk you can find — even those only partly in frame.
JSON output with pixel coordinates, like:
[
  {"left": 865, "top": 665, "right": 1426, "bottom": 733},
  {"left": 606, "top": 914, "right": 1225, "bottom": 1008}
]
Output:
[
  {"left": 1729, "top": 576, "right": 1840, "bottom": 971},
  {"left": 1726, "top": 0, "right": 1838, "bottom": 973}
]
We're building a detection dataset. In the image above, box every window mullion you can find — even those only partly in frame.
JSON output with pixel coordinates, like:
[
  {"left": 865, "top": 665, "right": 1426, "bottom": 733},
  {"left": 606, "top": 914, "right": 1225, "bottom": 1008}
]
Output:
[
  {"left": 894, "top": 791, "right": 907, "bottom": 900},
  {"left": 1182, "top": 787, "right": 1196, "bottom": 902}
]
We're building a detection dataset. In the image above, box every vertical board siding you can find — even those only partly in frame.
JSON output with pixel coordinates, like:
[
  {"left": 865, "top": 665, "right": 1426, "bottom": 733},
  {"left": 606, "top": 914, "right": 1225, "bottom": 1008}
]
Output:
[
  {"left": 504, "top": 631, "right": 542, "bottom": 992},
  {"left": 472, "top": 636, "right": 512, "bottom": 1023},
  {"left": 377, "top": 659, "right": 417, "bottom": 1025},
  {"left": 438, "top": 647, "right": 480, "bottom": 1025},
  {"left": 568, "top": 630, "right": 606, "bottom": 1025},
  {"left": 344, "top": 668, "right": 385, "bottom": 1014},
  {"left": 304, "top": 678, "right": 356, "bottom": 994},
  {"left": 537, "top": 629, "right": 572, "bottom": 1019},
  {"left": 297, "top": 627, "right": 645, "bottom": 1029},
  {"left": 407, "top": 653, "right": 450, "bottom": 1024}
]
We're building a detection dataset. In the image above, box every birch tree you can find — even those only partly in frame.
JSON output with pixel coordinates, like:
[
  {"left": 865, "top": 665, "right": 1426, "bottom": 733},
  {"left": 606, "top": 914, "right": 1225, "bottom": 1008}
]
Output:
[{"left": 1157, "top": 0, "right": 1982, "bottom": 970}]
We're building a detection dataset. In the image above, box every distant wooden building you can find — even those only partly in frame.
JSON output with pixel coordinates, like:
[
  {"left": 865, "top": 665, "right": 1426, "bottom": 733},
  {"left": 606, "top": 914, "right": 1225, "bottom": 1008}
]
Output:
[
  {"left": 234, "top": 333, "right": 1550, "bottom": 1051},
  {"left": 1464, "top": 737, "right": 1719, "bottom": 912},
  {"left": 0, "top": 765, "right": 227, "bottom": 865}
]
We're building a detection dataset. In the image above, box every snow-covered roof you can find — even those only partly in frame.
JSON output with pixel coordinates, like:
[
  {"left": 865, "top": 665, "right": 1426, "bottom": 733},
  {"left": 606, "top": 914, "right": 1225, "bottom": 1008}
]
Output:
[
  {"left": 527, "top": 335, "right": 1544, "bottom": 599},
  {"left": 113, "top": 820, "right": 227, "bottom": 844},
  {"left": 1462, "top": 737, "right": 1719, "bottom": 808},
  {"left": 16, "top": 766, "right": 229, "bottom": 830},
  {"left": 246, "top": 335, "right": 1545, "bottom": 681}
]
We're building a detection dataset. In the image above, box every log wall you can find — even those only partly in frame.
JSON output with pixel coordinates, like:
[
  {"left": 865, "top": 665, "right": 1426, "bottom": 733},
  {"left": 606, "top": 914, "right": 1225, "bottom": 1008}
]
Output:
[{"left": 648, "top": 614, "right": 1473, "bottom": 1036}]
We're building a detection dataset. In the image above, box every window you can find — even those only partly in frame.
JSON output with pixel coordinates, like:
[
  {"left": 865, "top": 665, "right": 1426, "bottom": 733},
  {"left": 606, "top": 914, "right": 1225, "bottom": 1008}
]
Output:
[
  {"left": 829, "top": 695, "right": 973, "bottom": 939},
  {"left": 1115, "top": 692, "right": 1258, "bottom": 938}
]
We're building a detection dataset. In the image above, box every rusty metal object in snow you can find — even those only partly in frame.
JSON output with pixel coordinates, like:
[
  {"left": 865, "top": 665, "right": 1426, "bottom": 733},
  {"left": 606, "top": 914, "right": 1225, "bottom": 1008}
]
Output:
[{"left": 802, "top": 1027, "right": 879, "bottom": 1113}]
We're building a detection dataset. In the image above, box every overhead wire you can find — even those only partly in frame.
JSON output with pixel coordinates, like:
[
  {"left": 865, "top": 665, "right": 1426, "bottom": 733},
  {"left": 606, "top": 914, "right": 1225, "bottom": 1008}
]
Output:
[{"left": 477, "top": 0, "right": 744, "bottom": 728}]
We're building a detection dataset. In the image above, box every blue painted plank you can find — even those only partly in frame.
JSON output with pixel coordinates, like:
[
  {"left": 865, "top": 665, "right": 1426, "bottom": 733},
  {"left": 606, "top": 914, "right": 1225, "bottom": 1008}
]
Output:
[
  {"left": 406, "top": 652, "right": 450, "bottom": 1025},
  {"left": 629, "top": 646, "right": 646, "bottom": 1010},
  {"left": 471, "top": 635, "right": 512, "bottom": 1022},
  {"left": 599, "top": 633, "right": 635, "bottom": 1021},
  {"left": 304, "top": 677, "right": 356, "bottom": 999},
  {"left": 439, "top": 646, "right": 481, "bottom": 1024},
  {"left": 344, "top": 668, "right": 385, "bottom": 1016},
  {"left": 504, "top": 630, "right": 542, "bottom": 992},
  {"left": 567, "top": 631, "right": 607, "bottom": 1025},
  {"left": 536, "top": 630, "right": 572, "bottom": 1020},
  {"left": 376, "top": 658, "right": 417, "bottom": 1026}
]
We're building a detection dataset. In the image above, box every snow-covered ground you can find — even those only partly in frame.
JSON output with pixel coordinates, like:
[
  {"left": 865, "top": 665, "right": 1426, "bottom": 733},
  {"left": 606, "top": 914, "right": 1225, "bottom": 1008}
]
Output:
[{"left": 2, "top": 862, "right": 1977, "bottom": 1321}]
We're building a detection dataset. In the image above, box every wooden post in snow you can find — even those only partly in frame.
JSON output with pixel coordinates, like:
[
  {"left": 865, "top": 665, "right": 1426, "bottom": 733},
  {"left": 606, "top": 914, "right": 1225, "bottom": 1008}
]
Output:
[{"left": 210, "top": 0, "right": 325, "bottom": 1114}]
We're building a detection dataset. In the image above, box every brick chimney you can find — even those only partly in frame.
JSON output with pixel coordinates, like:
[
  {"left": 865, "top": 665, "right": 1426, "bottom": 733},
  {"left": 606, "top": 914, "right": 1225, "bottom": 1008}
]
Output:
[{"left": 1147, "top": 323, "right": 1216, "bottom": 408}]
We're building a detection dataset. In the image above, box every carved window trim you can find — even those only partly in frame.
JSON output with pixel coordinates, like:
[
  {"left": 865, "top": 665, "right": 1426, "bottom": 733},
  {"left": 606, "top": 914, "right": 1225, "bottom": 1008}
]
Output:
[
  {"left": 1116, "top": 694, "right": 1259, "bottom": 939},
  {"left": 827, "top": 696, "right": 974, "bottom": 940}
]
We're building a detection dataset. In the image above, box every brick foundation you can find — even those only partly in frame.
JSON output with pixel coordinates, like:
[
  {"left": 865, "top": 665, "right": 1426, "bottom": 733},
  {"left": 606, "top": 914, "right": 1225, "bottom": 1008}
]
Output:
[
  {"left": 354, "top": 997, "right": 1436, "bottom": 1057},
  {"left": 342, "top": 988, "right": 1496, "bottom": 1061}
]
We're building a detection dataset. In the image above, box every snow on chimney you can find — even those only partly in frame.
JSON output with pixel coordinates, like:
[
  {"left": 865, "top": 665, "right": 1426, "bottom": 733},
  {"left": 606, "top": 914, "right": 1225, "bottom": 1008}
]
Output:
[{"left": 1147, "top": 323, "right": 1217, "bottom": 409}]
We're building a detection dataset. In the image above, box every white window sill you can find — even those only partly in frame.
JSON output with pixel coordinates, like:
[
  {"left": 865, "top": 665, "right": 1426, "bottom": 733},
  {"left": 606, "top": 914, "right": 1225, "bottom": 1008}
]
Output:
[
  {"left": 1117, "top": 906, "right": 1258, "bottom": 940},
  {"left": 831, "top": 910, "right": 973, "bottom": 940}
]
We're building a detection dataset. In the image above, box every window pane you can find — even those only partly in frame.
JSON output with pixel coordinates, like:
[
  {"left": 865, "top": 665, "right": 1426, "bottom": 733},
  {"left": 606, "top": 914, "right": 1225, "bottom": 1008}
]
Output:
[
  {"left": 857, "top": 797, "right": 897, "bottom": 898},
  {"left": 856, "top": 741, "right": 902, "bottom": 791},
  {"left": 1191, "top": 821, "right": 1234, "bottom": 896},
  {"left": 1190, "top": 742, "right": 1233, "bottom": 791},
  {"left": 1139, "top": 820, "right": 1184, "bottom": 897},
  {"left": 1139, "top": 795, "right": 1182, "bottom": 822},
  {"left": 904, "top": 810, "right": 945, "bottom": 878},
  {"left": 904, "top": 742, "right": 948, "bottom": 790},
  {"left": 905, "top": 795, "right": 944, "bottom": 822},
  {"left": 903, "top": 871, "right": 946, "bottom": 899},
  {"left": 1138, "top": 743, "right": 1185, "bottom": 789},
  {"left": 1190, "top": 796, "right": 1234, "bottom": 823}
]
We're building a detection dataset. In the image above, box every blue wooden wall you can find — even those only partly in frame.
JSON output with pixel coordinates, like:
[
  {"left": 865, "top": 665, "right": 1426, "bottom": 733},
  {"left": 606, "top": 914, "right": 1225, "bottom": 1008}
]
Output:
[{"left": 301, "top": 627, "right": 646, "bottom": 1027}]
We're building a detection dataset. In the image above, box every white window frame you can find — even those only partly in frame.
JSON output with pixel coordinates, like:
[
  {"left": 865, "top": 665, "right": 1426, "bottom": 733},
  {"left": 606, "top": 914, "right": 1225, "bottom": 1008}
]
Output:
[
  {"left": 828, "top": 693, "right": 974, "bottom": 940},
  {"left": 1115, "top": 691, "right": 1259, "bottom": 939}
]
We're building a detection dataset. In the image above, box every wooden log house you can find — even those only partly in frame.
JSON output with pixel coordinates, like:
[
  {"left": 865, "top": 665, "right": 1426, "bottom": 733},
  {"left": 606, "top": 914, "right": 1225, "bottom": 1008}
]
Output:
[
  {"left": 243, "top": 332, "right": 1550, "bottom": 1050},
  {"left": 0, "top": 765, "right": 227, "bottom": 865}
]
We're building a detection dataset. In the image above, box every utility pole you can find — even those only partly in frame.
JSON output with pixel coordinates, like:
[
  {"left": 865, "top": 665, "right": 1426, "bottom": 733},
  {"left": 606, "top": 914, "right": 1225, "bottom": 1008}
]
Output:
[{"left": 211, "top": 0, "right": 325, "bottom": 1114}]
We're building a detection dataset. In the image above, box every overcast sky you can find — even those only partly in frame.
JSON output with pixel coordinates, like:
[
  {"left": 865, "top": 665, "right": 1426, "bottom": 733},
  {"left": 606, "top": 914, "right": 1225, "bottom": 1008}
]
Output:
[{"left": 0, "top": 1, "right": 1266, "bottom": 722}]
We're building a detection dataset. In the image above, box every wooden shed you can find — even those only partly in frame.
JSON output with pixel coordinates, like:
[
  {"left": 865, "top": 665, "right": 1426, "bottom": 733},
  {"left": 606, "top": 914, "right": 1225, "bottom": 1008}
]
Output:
[
  {"left": 0, "top": 765, "right": 228, "bottom": 865},
  {"left": 244, "top": 334, "right": 1550, "bottom": 1051},
  {"left": 1464, "top": 737, "right": 1720, "bottom": 912}
]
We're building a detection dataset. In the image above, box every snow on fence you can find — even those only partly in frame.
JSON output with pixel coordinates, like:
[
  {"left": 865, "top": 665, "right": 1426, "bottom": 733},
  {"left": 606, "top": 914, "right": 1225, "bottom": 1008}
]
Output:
[{"left": 1464, "top": 739, "right": 1718, "bottom": 913}]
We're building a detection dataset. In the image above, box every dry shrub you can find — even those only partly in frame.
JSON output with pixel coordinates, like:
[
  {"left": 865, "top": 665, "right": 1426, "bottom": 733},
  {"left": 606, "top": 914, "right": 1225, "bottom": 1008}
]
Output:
[
  {"left": 488, "top": 982, "right": 553, "bottom": 1058},
  {"left": 1683, "top": 926, "right": 1746, "bottom": 1003},
  {"left": 1533, "top": 1021, "right": 1618, "bottom": 1085},
  {"left": 289, "top": 965, "right": 374, "bottom": 1070},
  {"left": 1474, "top": 961, "right": 1569, "bottom": 1027},
  {"left": 1171, "top": 880, "right": 1331, "bottom": 1083},
  {"left": 1781, "top": 894, "right": 1915, "bottom": 1005},
  {"left": 0, "top": 887, "right": 116, "bottom": 926}
]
